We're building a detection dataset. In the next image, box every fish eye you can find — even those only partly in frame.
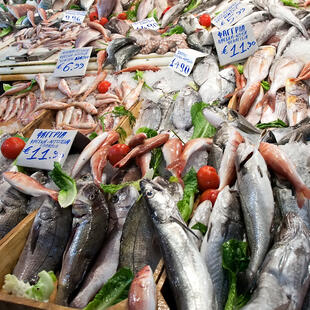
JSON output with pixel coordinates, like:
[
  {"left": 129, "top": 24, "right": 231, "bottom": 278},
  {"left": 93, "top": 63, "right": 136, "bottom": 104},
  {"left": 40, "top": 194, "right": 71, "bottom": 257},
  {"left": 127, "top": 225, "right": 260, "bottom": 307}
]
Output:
[
  {"left": 111, "top": 195, "right": 119, "bottom": 203},
  {"left": 146, "top": 190, "right": 154, "bottom": 198},
  {"left": 89, "top": 193, "right": 96, "bottom": 201}
]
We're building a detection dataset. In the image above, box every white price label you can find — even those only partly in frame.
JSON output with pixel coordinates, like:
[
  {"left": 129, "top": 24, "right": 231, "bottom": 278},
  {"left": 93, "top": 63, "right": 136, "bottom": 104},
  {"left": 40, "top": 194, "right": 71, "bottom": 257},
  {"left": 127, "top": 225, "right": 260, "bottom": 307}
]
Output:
[
  {"left": 62, "top": 10, "right": 87, "bottom": 24},
  {"left": 213, "top": 24, "right": 258, "bottom": 66},
  {"left": 169, "top": 49, "right": 207, "bottom": 77},
  {"left": 132, "top": 17, "right": 159, "bottom": 30},
  {"left": 17, "top": 129, "right": 78, "bottom": 170},
  {"left": 212, "top": 1, "right": 252, "bottom": 28},
  {"left": 53, "top": 47, "right": 92, "bottom": 77}
]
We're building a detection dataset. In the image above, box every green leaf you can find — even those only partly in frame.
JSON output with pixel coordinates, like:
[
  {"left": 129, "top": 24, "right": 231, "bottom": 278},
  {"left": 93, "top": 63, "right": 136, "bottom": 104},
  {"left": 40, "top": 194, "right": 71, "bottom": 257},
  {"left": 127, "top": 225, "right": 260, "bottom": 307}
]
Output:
[
  {"left": 136, "top": 127, "right": 158, "bottom": 138},
  {"left": 150, "top": 148, "right": 163, "bottom": 177},
  {"left": 89, "top": 132, "right": 98, "bottom": 140},
  {"left": 215, "top": 11, "right": 221, "bottom": 15},
  {"left": 256, "top": 119, "right": 288, "bottom": 129},
  {"left": 3, "top": 83, "right": 12, "bottom": 92},
  {"left": 169, "top": 176, "right": 179, "bottom": 183},
  {"left": 99, "top": 115, "right": 106, "bottom": 131},
  {"left": 260, "top": 80, "right": 270, "bottom": 91},
  {"left": 126, "top": 1, "right": 140, "bottom": 21},
  {"left": 280, "top": 0, "right": 299, "bottom": 7},
  {"left": 147, "top": 8, "right": 158, "bottom": 21},
  {"left": 16, "top": 16, "right": 26, "bottom": 26},
  {"left": 116, "top": 126, "right": 127, "bottom": 141},
  {"left": 84, "top": 268, "right": 134, "bottom": 310},
  {"left": 101, "top": 180, "right": 140, "bottom": 195},
  {"left": 161, "top": 25, "right": 184, "bottom": 37},
  {"left": 112, "top": 106, "right": 136, "bottom": 128},
  {"left": 183, "top": 0, "right": 201, "bottom": 13},
  {"left": 0, "top": 4, "right": 8, "bottom": 12},
  {"left": 69, "top": 4, "right": 82, "bottom": 9},
  {"left": 49, "top": 162, "right": 77, "bottom": 208},
  {"left": 173, "top": 92, "right": 179, "bottom": 100},
  {"left": 191, "top": 102, "right": 217, "bottom": 139},
  {"left": 0, "top": 26, "right": 11, "bottom": 38},
  {"left": 236, "top": 64, "right": 244, "bottom": 74},
  {"left": 14, "top": 134, "right": 28, "bottom": 143},
  {"left": 177, "top": 168, "right": 198, "bottom": 222},
  {"left": 191, "top": 222, "right": 207, "bottom": 235}
]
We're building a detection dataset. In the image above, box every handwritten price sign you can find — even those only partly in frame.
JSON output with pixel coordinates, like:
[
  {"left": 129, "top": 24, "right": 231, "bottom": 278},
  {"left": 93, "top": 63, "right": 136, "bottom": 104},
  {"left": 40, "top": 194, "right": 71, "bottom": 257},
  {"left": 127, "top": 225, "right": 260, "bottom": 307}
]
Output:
[
  {"left": 53, "top": 47, "right": 92, "bottom": 77},
  {"left": 132, "top": 17, "right": 159, "bottom": 30},
  {"left": 213, "top": 24, "right": 258, "bottom": 66},
  {"left": 169, "top": 49, "right": 207, "bottom": 77},
  {"left": 212, "top": 1, "right": 252, "bottom": 28},
  {"left": 62, "top": 10, "right": 87, "bottom": 24},
  {"left": 17, "top": 129, "right": 78, "bottom": 170}
]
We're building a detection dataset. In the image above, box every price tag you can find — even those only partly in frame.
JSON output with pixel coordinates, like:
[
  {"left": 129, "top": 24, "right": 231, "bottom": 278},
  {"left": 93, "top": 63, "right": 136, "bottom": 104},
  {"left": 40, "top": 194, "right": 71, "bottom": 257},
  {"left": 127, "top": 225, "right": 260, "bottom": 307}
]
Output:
[
  {"left": 132, "top": 17, "right": 159, "bottom": 30},
  {"left": 213, "top": 24, "right": 258, "bottom": 66},
  {"left": 17, "top": 129, "right": 78, "bottom": 170},
  {"left": 62, "top": 10, "right": 87, "bottom": 24},
  {"left": 53, "top": 47, "right": 92, "bottom": 77},
  {"left": 169, "top": 49, "right": 207, "bottom": 77}
]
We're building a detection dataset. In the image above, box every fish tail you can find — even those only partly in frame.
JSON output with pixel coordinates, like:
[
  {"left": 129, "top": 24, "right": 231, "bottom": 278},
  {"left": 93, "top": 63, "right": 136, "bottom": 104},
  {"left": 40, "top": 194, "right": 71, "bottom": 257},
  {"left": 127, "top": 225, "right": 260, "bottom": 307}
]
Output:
[
  {"left": 167, "top": 159, "right": 186, "bottom": 177},
  {"left": 239, "top": 82, "right": 261, "bottom": 116},
  {"left": 296, "top": 185, "right": 310, "bottom": 208},
  {"left": 256, "top": 91, "right": 276, "bottom": 112}
]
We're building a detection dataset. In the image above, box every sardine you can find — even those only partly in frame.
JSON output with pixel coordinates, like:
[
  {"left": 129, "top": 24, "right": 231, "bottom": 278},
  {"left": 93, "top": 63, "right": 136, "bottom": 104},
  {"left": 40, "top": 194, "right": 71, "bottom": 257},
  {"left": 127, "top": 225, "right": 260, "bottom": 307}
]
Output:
[
  {"left": 56, "top": 183, "right": 109, "bottom": 306},
  {"left": 140, "top": 179, "right": 217, "bottom": 309},
  {"left": 235, "top": 143, "right": 274, "bottom": 290},
  {"left": 201, "top": 186, "right": 244, "bottom": 309},
  {"left": 13, "top": 197, "right": 72, "bottom": 284},
  {"left": 71, "top": 186, "right": 138, "bottom": 308}
]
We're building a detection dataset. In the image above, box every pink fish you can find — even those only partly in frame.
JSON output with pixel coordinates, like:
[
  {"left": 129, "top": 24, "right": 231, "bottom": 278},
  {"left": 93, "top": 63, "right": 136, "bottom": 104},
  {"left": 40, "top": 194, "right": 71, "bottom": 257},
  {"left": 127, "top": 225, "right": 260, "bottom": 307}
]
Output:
[
  {"left": 34, "top": 101, "right": 71, "bottom": 111},
  {"left": 123, "top": 79, "right": 144, "bottom": 110},
  {"left": 128, "top": 265, "right": 156, "bottom": 310},
  {"left": 58, "top": 79, "right": 72, "bottom": 98},
  {"left": 3, "top": 172, "right": 58, "bottom": 201},
  {"left": 295, "top": 62, "right": 310, "bottom": 82},
  {"left": 1, "top": 82, "right": 31, "bottom": 97},
  {"left": 81, "top": 71, "right": 107, "bottom": 101},
  {"left": 259, "top": 142, "right": 310, "bottom": 208},
  {"left": 35, "top": 74, "right": 46, "bottom": 100},
  {"left": 128, "top": 133, "right": 147, "bottom": 148},
  {"left": 72, "top": 102, "right": 97, "bottom": 115},
  {"left": 87, "top": 21, "right": 110, "bottom": 41},
  {"left": 96, "top": 50, "right": 107, "bottom": 75},
  {"left": 136, "top": 152, "right": 152, "bottom": 178}
]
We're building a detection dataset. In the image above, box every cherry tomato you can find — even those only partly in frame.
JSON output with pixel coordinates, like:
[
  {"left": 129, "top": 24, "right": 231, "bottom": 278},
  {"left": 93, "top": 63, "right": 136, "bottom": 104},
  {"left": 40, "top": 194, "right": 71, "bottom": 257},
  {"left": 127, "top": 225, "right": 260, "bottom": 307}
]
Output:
[
  {"left": 197, "top": 165, "right": 220, "bottom": 191},
  {"left": 99, "top": 17, "right": 108, "bottom": 26},
  {"left": 117, "top": 12, "right": 127, "bottom": 20},
  {"left": 97, "top": 80, "right": 111, "bottom": 93},
  {"left": 89, "top": 11, "right": 98, "bottom": 21},
  {"left": 1, "top": 137, "right": 25, "bottom": 159},
  {"left": 162, "top": 6, "right": 171, "bottom": 15},
  {"left": 200, "top": 189, "right": 219, "bottom": 206},
  {"left": 199, "top": 14, "right": 211, "bottom": 27},
  {"left": 108, "top": 144, "right": 131, "bottom": 166}
]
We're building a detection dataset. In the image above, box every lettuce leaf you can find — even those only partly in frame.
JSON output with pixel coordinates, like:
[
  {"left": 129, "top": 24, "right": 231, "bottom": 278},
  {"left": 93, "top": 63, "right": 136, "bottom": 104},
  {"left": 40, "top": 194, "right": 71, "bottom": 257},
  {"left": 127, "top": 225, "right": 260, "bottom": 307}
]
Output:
[
  {"left": 191, "top": 222, "right": 207, "bottom": 235},
  {"left": 150, "top": 148, "right": 163, "bottom": 177},
  {"left": 161, "top": 25, "right": 184, "bottom": 37},
  {"left": 136, "top": 127, "right": 158, "bottom": 138},
  {"left": 101, "top": 180, "right": 140, "bottom": 195}
]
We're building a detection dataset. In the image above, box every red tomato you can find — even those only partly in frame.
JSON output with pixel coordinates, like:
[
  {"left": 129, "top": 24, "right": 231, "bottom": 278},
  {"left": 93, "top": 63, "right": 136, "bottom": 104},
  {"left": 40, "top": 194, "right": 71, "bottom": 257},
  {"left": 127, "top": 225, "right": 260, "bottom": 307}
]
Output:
[
  {"left": 197, "top": 165, "right": 220, "bottom": 191},
  {"left": 99, "top": 17, "right": 108, "bottom": 26},
  {"left": 162, "top": 6, "right": 171, "bottom": 15},
  {"left": 1, "top": 137, "right": 25, "bottom": 159},
  {"left": 89, "top": 11, "right": 98, "bottom": 21},
  {"left": 117, "top": 12, "right": 127, "bottom": 20},
  {"left": 200, "top": 189, "right": 219, "bottom": 206},
  {"left": 199, "top": 14, "right": 211, "bottom": 27},
  {"left": 108, "top": 144, "right": 130, "bottom": 166},
  {"left": 97, "top": 80, "right": 111, "bottom": 93}
]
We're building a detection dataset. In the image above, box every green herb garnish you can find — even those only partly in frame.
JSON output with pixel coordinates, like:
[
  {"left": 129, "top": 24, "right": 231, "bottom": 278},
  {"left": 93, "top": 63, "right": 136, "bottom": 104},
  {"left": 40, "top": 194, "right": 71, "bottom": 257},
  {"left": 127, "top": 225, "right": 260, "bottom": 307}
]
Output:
[
  {"left": 133, "top": 70, "right": 153, "bottom": 91},
  {"left": 183, "top": 0, "right": 201, "bottom": 13},
  {"left": 112, "top": 106, "right": 136, "bottom": 128},
  {"left": 256, "top": 119, "right": 288, "bottom": 129},
  {"left": 260, "top": 80, "right": 270, "bottom": 91},
  {"left": 136, "top": 127, "right": 158, "bottom": 138},
  {"left": 191, "top": 222, "right": 207, "bottom": 235},
  {"left": 161, "top": 25, "right": 184, "bottom": 37},
  {"left": 89, "top": 132, "right": 98, "bottom": 140},
  {"left": 280, "top": 0, "right": 299, "bottom": 8}
]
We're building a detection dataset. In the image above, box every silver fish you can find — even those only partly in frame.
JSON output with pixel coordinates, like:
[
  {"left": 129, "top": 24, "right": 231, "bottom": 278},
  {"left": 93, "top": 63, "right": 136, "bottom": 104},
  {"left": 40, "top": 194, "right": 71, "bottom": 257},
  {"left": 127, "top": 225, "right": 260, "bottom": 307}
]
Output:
[
  {"left": 137, "top": 0, "right": 154, "bottom": 21},
  {"left": 80, "top": 0, "right": 95, "bottom": 11},
  {"left": 242, "top": 213, "right": 310, "bottom": 310},
  {"left": 75, "top": 28, "right": 101, "bottom": 48},
  {"left": 96, "top": 0, "right": 116, "bottom": 19},
  {"left": 235, "top": 143, "right": 274, "bottom": 290},
  {"left": 161, "top": 0, "right": 191, "bottom": 28},
  {"left": 113, "top": 44, "right": 141, "bottom": 71},
  {"left": 140, "top": 178, "right": 217, "bottom": 310},
  {"left": 193, "top": 54, "right": 219, "bottom": 87}
]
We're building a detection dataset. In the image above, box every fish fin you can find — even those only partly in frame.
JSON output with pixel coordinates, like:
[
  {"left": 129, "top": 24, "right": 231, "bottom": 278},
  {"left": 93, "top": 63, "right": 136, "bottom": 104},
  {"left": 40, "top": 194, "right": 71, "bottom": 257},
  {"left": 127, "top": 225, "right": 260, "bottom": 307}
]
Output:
[
  {"left": 296, "top": 185, "right": 310, "bottom": 208},
  {"left": 30, "top": 222, "right": 41, "bottom": 254},
  {"left": 170, "top": 216, "right": 199, "bottom": 240}
]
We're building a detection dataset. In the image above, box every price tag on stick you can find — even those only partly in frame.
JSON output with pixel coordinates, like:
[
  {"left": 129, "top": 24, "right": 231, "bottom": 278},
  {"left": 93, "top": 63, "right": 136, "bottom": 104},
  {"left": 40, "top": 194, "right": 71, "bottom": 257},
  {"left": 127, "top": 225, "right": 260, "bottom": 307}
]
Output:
[
  {"left": 62, "top": 10, "right": 87, "bottom": 24},
  {"left": 17, "top": 130, "right": 78, "bottom": 170},
  {"left": 53, "top": 47, "right": 92, "bottom": 77},
  {"left": 213, "top": 23, "right": 258, "bottom": 66},
  {"left": 132, "top": 17, "right": 159, "bottom": 30},
  {"left": 169, "top": 49, "right": 207, "bottom": 77}
]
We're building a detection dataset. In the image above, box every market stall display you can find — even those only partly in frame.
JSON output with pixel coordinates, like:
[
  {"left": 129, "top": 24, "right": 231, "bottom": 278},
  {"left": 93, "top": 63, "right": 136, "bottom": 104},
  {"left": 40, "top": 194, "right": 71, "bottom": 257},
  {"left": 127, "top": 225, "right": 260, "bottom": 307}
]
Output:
[{"left": 0, "top": 0, "right": 310, "bottom": 309}]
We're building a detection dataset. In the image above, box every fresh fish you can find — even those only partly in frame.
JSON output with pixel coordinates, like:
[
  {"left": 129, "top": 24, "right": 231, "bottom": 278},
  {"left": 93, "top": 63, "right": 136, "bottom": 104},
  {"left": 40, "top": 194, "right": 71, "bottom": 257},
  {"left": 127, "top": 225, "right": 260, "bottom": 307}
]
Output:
[
  {"left": 171, "top": 86, "right": 201, "bottom": 130},
  {"left": 245, "top": 86, "right": 264, "bottom": 126},
  {"left": 96, "top": 0, "right": 116, "bottom": 19},
  {"left": 259, "top": 142, "right": 310, "bottom": 208},
  {"left": 257, "top": 56, "right": 304, "bottom": 112},
  {"left": 277, "top": 118, "right": 310, "bottom": 144},
  {"left": 256, "top": 18, "right": 285, "bottom": 47},
  {"left": 140, "top": 179, "right": 217, "bottom": 309},
  {"left": 6, "top": 4, "right": 36, "bottom": 19},
  {"left": 71, "top": 132, "right": 109, "bottom": 178},
  {"left": 80, "top": 0, "right": 95, "bottom": 11},
  {"left": 161, "top": 0, "right": 191, "bottom": 28},
  {"left": 75, "top": 28, "right": 101, "bottom": 48},
  {"left": 56, "top": 183, "right": 109, "bottom": 306},
  {"left": 285, "top": 79, "right": 309, "bottom": 126},
  {"left": 154, "top": 0, "right": 168, "bottom": 18},
  {"left": 235, "top": 143, "right": 274, "bottom": 290},
  {"left": 71, "top": 186, "right": 139, "bottom": 308},
  {"left": 35, "top": 74, "right": 46, "bottom": 101},
  {"left": 72, "top": 102, "right": 97, "bottom": 115},
  {"left": 112, "top": 44, "right": 141, "bottom": 71},
  {"left": 178, "top": 13, "right": 203, "bottom": 35},
  {"left": 34, "top": 101, "right": 70, "bottom": 111},
  {"left": 13, "top": 197, "right": 72, "bottom": 284},
  {"left": 239, "top": 46, "right": 276, "bottom": 116},
  {"left": 87, "top": 21, "right": 110, "bottom": 41},
  {"left": 236, "top": 11, "right": 269, "bottom": 26},
  {"left": 188, "top": 200, "right": 212, "bottom": 249},
  {"left": 58, "top": 79, "right": 72, "bottom": 98},
  {"left": 187, "top": 30, "right": 213, "bottom": 53},
  {"left": 114, "top": 133, "right": 170, "bottom": 168},
  {"left": 242, "top": 213, "right": 310, "bottom": 310},
  {"left": 3, "top": 172, "right": 58, "bottom": 201},
  {"left": 128, "top": 133, "right": 147, "bottom": 148},
  {"left": 201, "top": 186, "right": 244, "bottom": 310},
  {"left": 123, "top": 79, "right": 144, "bottom": 109},
  {"left": 162, "top": 138, "right": 183, "bottom": 180},
  {"left": 81, "top": 71, "right": 107, "bottom": 101},
  {"left": 207, "top": 144, "right": 223, "bottom": 173},
  {"left": 128, "top": 265, "right": 156, "bottom": 310},
  {"left": 137, "top": 0, "right": 154, "bottom": 21},
  {"left": 1, "top": 82, "right": 31, "bottom": 97},
  {"left": 192, "top": 55, "right": 219, "bottom": 87},
  {"left": 118, "top": 196, "right": 161, "bottom": 274},
  {"left": 0, "top": 98, "right": 8, "bottom": 119},
  {"left": 136, "top": 152, "right": 152, "bottom": 177}
]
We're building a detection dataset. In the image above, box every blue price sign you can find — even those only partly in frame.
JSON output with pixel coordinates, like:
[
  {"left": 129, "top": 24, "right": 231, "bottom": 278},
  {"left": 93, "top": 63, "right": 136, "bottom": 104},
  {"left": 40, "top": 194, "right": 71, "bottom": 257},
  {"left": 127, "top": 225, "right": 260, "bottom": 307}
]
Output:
[
  {"left": 62, "top": 10, "right": 87, "bottom": 24},
  {"left": 17, "top": 129, "right": 78, "bottom": 170},
  {"left": 213, "top": 24, "right": 258, "bottom": 66},
  {"left": 53, "top": 47, "right": 92, "bottom": 77}
]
